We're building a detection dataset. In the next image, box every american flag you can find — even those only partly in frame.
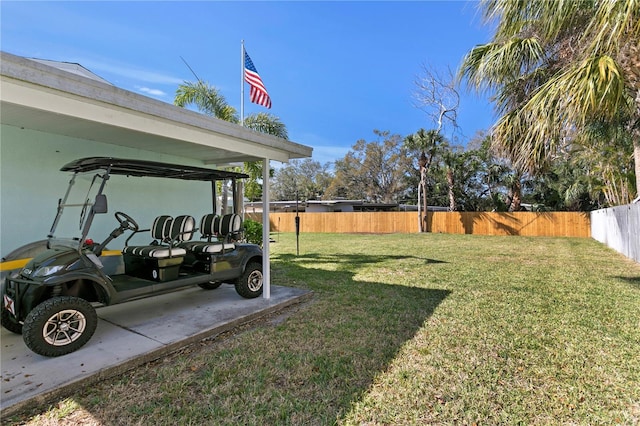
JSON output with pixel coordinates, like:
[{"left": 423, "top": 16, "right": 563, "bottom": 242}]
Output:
[{"left": 244, "top": 50, "right": 272, "bottom": 109}]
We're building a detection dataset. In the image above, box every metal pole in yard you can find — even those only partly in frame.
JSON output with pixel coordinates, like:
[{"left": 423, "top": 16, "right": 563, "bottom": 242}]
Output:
[{"left": 295, "top": 190, "right": 300, "bottom": 256}]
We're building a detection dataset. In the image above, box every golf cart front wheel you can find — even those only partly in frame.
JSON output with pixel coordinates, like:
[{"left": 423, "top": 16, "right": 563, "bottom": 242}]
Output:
[{"left": 23, "top": 296, "right": 97, "bottom": 357}]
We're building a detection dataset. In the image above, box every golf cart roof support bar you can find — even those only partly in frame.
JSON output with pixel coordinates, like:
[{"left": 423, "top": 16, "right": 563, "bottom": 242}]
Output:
[
  {"left": 212, "top": 180, "right": 217, "bottom": 215},
  {"left": 231, "top": 178, "right": 237, "bottom": 215}
]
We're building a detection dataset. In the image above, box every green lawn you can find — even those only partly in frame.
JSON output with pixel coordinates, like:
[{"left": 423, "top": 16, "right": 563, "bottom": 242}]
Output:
[{"left": 12, "top": 233, "right": 640, "bottom": 425}]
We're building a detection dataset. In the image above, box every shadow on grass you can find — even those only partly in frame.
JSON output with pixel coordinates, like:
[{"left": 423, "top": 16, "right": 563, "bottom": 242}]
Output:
[
  {"left": 253, "top": 252, "right": 452, "bottom": 423},
  {"left": 613, "top": 275, "right": 640, "bottom": 289},
  {"left": 277, "top": 252, "right": 448, "bottom": 266}
]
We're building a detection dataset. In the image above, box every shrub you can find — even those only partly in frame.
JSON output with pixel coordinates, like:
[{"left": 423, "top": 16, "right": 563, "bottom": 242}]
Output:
[{"left": 243, "top": 218, "right": 263, "bottom": 246}]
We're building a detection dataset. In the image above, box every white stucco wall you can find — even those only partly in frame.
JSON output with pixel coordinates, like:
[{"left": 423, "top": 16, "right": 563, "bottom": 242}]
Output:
[{"left": 0, "top": 124, "right": 217, "bottom": 256}]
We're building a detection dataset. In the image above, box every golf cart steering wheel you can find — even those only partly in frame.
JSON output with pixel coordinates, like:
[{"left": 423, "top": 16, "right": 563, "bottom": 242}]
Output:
[{"left": 115, "top": 211, "right": 139, "bottom": 232}]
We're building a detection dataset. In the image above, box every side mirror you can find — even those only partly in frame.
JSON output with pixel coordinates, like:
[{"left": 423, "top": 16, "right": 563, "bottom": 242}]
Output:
[{"left": 93, "top": 194, "right": 108, "bottom": 214}]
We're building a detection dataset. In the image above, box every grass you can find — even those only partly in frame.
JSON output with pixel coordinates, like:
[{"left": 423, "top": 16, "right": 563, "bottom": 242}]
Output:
[{"left": 7, "top": 233, "right": 640, "bottom": 425}]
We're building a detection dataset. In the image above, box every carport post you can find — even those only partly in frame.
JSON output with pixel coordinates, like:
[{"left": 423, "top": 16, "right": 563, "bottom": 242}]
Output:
[{"left": 262, "top": 157, "right": 271, "bottom": 299}]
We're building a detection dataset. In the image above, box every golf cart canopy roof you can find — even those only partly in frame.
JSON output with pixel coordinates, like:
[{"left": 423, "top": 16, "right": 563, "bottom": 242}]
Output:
[{"left": 61, "top": 157, "right": 249, "bottom": 181}]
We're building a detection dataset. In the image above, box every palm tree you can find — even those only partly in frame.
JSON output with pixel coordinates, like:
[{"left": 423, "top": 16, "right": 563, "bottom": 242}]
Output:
[
  {"left": 459, "top": 0, "right": 640, "bottom": 202},
  {"left": 405, "top": 129, "right": 444, "bottom": 231},
  {"left": 174, "top": 80, "right": 289, "bottom": 207},
  {"left": 576, "top": 119, "right": 636, "bottom": 206},
  {"left": 442, "top": 149, "right": 463, "bottom": 212},
  {"left": 174, "top": 80, "right": 239, "bottom": 122},
  {"left": 174, "top": 81, "right": 288, "bottom": 138},
  {"left": 503, "top": 170, "right": 524, "bottom": 212}
]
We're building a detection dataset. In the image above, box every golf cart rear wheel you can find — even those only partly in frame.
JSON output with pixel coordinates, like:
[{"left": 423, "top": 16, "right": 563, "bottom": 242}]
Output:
[
  {"left": 234, "top": 262, "right": 263, "bottom": 299},
  {"left": 198, "top": 281, "right": 222, "bottom": 290},
  {"left": 23, "top": 296, "right": 97, "bottom": 357},
  {"left": 1, "top": 307, "right": 22, "bottom": 334}
]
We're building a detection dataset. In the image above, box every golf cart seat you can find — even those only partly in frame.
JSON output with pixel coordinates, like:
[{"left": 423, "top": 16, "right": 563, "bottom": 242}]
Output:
[
  {"left": 220, "top": 213, "right": 243, "bottom": 242},
  {"left": 182, "top": 213, "right": 241, "bottom": 254},
  {"left": 123, "top": 215, "right": 195, "bottom": 258},
  {"left": 123, "top": 215, "right": 195, "bottom": 281},
  {"left": 180, "top": 214, "right": 220, "bottom": 253}
]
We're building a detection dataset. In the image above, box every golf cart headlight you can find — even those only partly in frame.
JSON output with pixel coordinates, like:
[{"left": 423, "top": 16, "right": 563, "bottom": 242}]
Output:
[{"left": 32, "top": 265, "right": 65, "bottom": 277}]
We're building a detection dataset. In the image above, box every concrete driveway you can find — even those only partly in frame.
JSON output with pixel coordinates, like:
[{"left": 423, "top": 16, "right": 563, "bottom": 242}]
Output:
[{"left": 0, "top": 284, "right": 310, "bottom": 418}]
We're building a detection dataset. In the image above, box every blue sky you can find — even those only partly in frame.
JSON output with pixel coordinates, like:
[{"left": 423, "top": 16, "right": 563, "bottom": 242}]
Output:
[{"left": 1, "top": 1, "right": 495, "bottom": 165}]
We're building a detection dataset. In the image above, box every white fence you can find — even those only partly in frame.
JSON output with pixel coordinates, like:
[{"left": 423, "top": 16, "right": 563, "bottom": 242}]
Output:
[{"left": 591, "top": 203, "right": 640, "bottom": 263}]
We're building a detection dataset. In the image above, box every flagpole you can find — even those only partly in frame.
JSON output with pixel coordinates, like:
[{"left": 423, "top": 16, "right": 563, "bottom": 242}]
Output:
[{"left": 240, "top": 40, "right": 245, "bottom": 126}]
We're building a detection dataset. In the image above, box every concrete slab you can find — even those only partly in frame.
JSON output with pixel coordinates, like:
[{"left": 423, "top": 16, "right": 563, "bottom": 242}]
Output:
[{"left": 0, "top": 284, "right": 311, "bottom": 417}]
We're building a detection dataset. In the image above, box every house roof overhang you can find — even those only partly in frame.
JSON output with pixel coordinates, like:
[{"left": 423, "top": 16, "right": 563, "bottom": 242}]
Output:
[{"left": 0, "top": 51, "right": 313, "bottom": 165}]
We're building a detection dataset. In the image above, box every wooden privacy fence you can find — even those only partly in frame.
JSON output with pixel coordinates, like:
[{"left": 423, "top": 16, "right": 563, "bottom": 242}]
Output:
[{"left": 246, "top": 211, "right": 591, "bottom": 237}]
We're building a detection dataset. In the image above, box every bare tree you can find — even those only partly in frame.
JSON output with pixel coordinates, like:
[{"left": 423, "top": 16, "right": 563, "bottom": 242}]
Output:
[
  {"left": 413, "top": 64, "right": 460, "bottom": 136},
  {"left": 410, "top": 64, "right": 461, "bottom": 231}
]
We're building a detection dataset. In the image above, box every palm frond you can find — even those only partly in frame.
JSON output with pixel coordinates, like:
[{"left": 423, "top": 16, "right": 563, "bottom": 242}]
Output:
[
  {"left": 243, "top": 112, "right": 288, "bottom": 139},
  {"left": 174, "top": 81, "right": 239, "bottom": 123},
  {"left": 585, "top": 0, "right": 640, "bottom": 55},
  {"left": 460, "top": 37, "right": 545, "bottom": 92}
]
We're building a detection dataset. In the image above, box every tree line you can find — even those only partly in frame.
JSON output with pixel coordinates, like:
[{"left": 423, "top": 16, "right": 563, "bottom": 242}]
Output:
[{"left": 270, "top": 127, "right": 633, "bottom": 212}]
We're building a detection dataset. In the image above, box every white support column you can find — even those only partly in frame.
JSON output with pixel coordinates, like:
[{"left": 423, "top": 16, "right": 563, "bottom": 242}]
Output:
[{"left": 262, "top": 157, "right": 271, "bottom": 299}]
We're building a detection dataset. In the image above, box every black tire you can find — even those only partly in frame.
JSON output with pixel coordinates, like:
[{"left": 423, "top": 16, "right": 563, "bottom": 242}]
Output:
[
  {"left": 23, "top": 296, "right": 97, "bottom": 357},
  {"left": 234, "top": 262, "right": 263, "bottom": 299},
  {"left": 1, "top": 307, "right": 23, "bottom": 334},
  {"left": 198, "top": 281, "right": 222, "bottom": 290}
]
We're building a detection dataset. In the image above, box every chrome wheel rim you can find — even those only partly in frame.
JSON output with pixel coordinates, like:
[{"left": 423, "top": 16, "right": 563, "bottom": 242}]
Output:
[
  {"left": 247, "top": 270, "right": 263, "bottom": 292},
  {"left": 42, "top": 309, "right": 87, "bottom": 346}
]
